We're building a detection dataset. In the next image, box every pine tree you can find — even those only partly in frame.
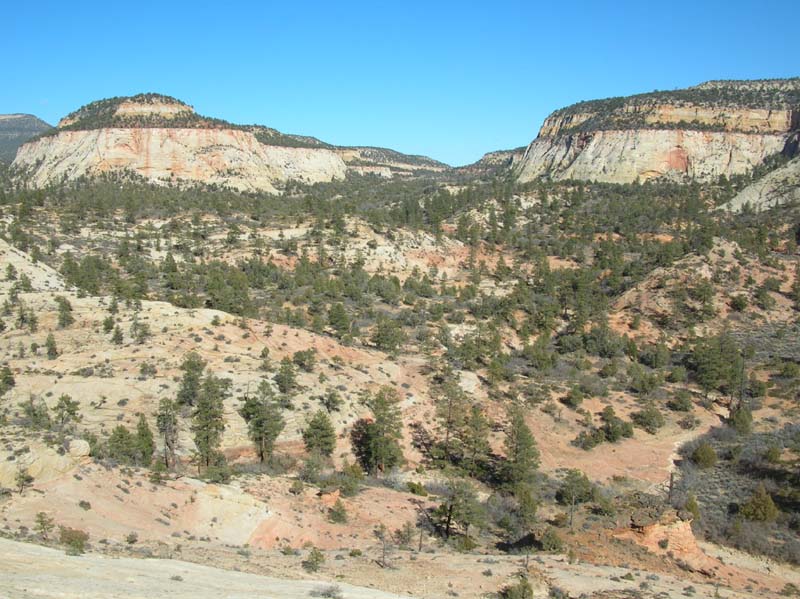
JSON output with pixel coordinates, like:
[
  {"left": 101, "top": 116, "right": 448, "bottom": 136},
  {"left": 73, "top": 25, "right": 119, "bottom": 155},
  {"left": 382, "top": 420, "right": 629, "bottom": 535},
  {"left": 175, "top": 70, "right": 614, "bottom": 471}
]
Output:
[
  {"left": 239, "top": 380, "right": 285, "bottom": 463},
  {"left": 433, "top": 367, "right": 468, "bottom": 464},
  {"left": 111, "top": 325, "right": 124, "bottom": 345},
  {"left": 327, "top": 302, "right": 350, "bottom": 336},
  {"left": 177, "top": 352, "right": 206, "bottom": 406},
  {"left": 303, "top": 410, "right": 336, "bottom": 457},
  {"left": 432, "top": 477, "right": 485, "bottom": 539},
  {"left": 501, "top": 405, "right": 540, "bottom": 488},
  {"left": 461, "top": 404, "right": 491, "bottom": 476},
  {"left": 192, "top": 373, "right": 229, "bottom": 471},
  {"left": 135, "top": 414, "right": 155, "bottom": 466},
  {"left": 371, "top": 317, "right": 406, "bottom": 353},
  {"left": 350, "top": 386, "right": 405, "bottom": 476},
  {"left": 274, "top": 356, "right": 297, "bottom": 394},
  {"left": 156, "top": 399, "right": 179, "bottom": 469}
]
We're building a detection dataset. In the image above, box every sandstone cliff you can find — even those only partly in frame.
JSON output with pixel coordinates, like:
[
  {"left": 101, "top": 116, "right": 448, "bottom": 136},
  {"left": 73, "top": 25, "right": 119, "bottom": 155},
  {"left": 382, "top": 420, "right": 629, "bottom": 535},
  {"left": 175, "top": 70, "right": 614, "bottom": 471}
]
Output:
[
  {"left": 12, "top": 93, "right": 451, "bottom": 190},
  {"left": 516, "top": 78, "right": 800, "bottom": 184},
  {"left": 14, "top": 127, "right": 347, "bottom": 193},
  {"left": 13, "top": 95, "right": 347, "bottom": 192}
]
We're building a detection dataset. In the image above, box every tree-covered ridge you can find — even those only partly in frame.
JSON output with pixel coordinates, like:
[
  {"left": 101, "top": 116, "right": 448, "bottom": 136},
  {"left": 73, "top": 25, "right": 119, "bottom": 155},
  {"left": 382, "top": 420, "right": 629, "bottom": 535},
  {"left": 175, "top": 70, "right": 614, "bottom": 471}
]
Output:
[
  {"left": 0, "top": 114, "right": 53, "bottom": 163},
  {"left": 34, "top": 93, "right": 331, "bottom": 150},
  {"left": 346, "top": 147, "right": 450, "bottom": 169},
  {"left": 58, "top": 93, "right": 196, "bottom": 127},
  {"left": 546, "top": 77, "right": 800, "bottom": 135},
  {"left": 252, "top": 127, "right": 332, "bottom": 149}
]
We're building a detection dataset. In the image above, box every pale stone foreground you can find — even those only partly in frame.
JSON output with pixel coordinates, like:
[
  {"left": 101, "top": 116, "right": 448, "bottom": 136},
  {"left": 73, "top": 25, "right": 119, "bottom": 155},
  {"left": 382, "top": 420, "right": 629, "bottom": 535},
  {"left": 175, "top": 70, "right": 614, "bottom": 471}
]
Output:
[{"left": 0, "top": 538, "right": 415, "bottom": 599}]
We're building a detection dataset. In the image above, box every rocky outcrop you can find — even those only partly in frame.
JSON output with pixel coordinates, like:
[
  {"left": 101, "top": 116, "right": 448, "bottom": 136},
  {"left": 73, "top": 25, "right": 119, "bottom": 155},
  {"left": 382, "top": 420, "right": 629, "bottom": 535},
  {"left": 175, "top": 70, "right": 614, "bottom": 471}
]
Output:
[
  {"left": 14, "top": 127, "right": 347, "bottom": 193},
  {"left": 516, "top": 79, "right": 800, "bottom": 184},
  {"left": 721, "top": 156, "right": 800, "bottom": 213},
  {"left": 337, "top": 146, "right": 448, "bottom": 177},
  {"left": 517, "top": 128, "right": 788, "bottom": 184},
  {"left": 456, "top": 147, "right": 526, "bottom": 178}
]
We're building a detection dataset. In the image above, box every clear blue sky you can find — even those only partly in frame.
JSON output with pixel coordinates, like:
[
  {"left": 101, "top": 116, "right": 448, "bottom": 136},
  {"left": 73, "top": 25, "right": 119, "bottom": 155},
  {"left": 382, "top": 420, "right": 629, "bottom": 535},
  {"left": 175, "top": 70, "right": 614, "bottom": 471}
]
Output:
[{"left": 3, "top": 1, "right": 796, "bottom": 166}]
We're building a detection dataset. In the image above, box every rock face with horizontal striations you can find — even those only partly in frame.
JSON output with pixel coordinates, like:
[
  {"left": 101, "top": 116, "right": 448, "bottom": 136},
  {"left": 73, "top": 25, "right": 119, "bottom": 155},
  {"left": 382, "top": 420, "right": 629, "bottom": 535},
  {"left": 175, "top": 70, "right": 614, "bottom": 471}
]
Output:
[
  {"left": 15, "top": 127, "right": 347, "bottom": 193},
  {"left": 12, "top": 94, "right": 347, "bottom": 193},
  {"left": 516, "top": 78, "right": 800, "bottom": 184}
]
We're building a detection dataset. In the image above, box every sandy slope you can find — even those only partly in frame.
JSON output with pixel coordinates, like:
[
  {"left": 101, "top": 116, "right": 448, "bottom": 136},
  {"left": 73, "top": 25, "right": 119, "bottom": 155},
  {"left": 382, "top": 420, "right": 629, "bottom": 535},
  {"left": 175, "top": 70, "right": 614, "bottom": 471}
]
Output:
[{"left": 0, "top": 537, "right": 414, "bottom": 599}]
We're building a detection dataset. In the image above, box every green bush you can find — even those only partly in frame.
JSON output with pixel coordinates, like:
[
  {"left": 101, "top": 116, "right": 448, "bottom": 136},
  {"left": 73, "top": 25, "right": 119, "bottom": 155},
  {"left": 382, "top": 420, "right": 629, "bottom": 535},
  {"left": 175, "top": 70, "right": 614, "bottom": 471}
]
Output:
[
  {"left": 328, "top": 499, "right": 348, "bottom": 524},
  {"left": 739, "top": 484, "right": 779, "bottom": 522},
  {"left": 302, "top": 546, "right": 325, "bottom": 572},
  {"left": 538, "top": 527, "right": 564, "bottom": 552},
  {"left": 691, "top": 441, "right": 717, "bottom": 468},
  {"left": 667, "top": 391, "right": 693, "bottom": 412},
  {"left": 406, "top": 481, "right": 428, "bottom": 496},
  {"left": 59, "top": 526, "right": 89, "bottom": 555},
  {"left": 631, "top": 403, "right": 665, "bottom": 434}
]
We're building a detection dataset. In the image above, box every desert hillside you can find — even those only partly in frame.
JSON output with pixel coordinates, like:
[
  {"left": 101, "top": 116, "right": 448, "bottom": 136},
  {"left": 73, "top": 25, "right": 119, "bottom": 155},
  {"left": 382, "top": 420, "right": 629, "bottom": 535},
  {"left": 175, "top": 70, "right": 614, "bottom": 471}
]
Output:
[{"left": 1, "top": 79, "right": 800, "bottom": 599}]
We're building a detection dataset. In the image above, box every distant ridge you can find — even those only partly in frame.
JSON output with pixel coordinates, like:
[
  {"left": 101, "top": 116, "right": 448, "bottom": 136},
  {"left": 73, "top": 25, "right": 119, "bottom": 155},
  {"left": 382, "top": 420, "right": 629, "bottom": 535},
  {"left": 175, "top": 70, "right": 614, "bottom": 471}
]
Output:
[{"left": 0, "top": 114, "right": 52, "bottom": 163}]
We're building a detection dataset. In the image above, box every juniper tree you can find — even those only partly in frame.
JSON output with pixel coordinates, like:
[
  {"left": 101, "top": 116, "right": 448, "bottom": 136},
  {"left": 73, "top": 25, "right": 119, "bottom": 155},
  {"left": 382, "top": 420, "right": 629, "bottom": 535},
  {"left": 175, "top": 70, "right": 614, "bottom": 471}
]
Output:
[
  {"left": 55, "top": 296, "right": 74, "bottom": 328},
  {"left": 102, "top": 315, "right": 115, "bottom": 333},
  {"left": 35, "top": 512, "right": 55, "bottom": 540},
  {"left": 45, "top": 333, "right": 58, "bottom": 359},
  {"left": 107, "top": 425, "right": 136, "bottom": 463},
  {"left": 740, "top": 483, "right": 779, "bottom": 522},
  {"left": 15, "top": 467, "right": 33, "bottom": 494},
  {"left": 20, "top": 395, "right": 50, "bottom": 429},
  {"left": 0, "top": 364, "right": 15, "bottom": 395},
  {"left": 54, "top": 394, "right": 81, "bottom": 430}
]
